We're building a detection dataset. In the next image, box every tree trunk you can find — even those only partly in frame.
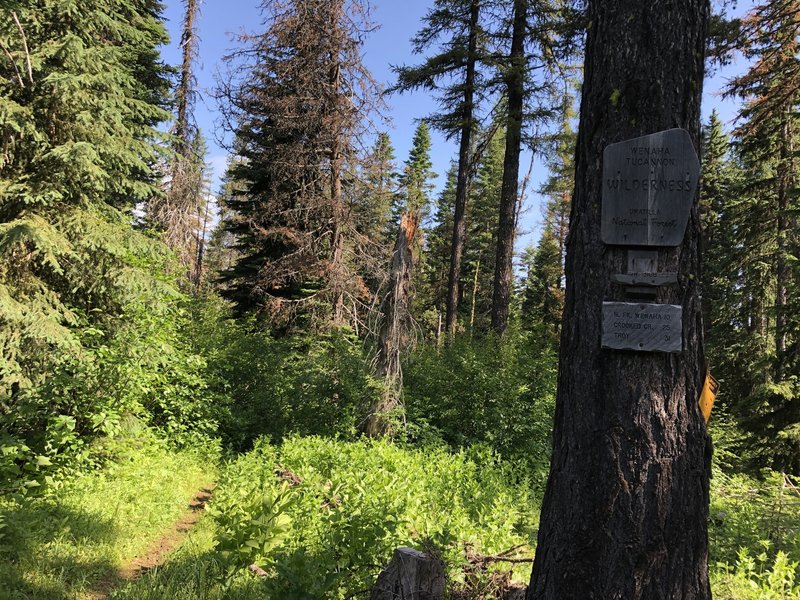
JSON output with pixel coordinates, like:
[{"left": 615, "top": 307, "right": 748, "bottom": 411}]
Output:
[
  {"left": 445, "top": 0, "right": 480, "bottom": 336},
  {"left": 527, "top": 2, "right": 711, "bottom": 599},
  {"left": 329, "top": 47, "right": 346, "bottom": 326},
  {"left": 775, "top": 113, "right": 794, "bottom": 380},
  {"left": 491, "top": 0, "right": 525, "bottom": 335},
  {"left": 331, "top": 140, "right": 346, "bottom": 325},
  {"left": 175, "top": 0, "right": 197, "bottom": 158},
  {"left": 371, "top": 547, "right": 445, "bottom": 600},
  {"left": 470, "top": 259, "right": 480, "bottom": 333}
]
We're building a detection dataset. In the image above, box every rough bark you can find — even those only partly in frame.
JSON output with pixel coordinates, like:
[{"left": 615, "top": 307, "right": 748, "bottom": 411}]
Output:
[
  {"left": 527, "top": 2, "right": 712, "bottom": 599},
  {"left": 445, "top": 0, "right": 480, "bottom": 336},
  {"left": 491, "top": 0, "right": 525, "bottom": 335}
]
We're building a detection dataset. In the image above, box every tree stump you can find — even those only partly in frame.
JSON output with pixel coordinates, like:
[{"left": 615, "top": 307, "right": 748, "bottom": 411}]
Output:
[
  {"left": 504, "top": 586, "right": 527, "bottom": 600},
  {"left": 370, "top": 547, "right": 445, "bottom": 600}
]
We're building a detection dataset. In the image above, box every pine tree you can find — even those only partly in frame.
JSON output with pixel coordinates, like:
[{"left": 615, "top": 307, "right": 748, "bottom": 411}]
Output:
[
  {"left": 0, "top": 0, "right": 172, "bottom": 393},
  {"left": 397, "top": 121, "right": 437, "bottom": 222},
  {"left": 363, "top": 123, "right": 435, "bottom": 435},
  {"left": 464, "top": 124, "right": 503, "bottom": 331},
  {"left": 488, "top": 0, "right": 573, "bottom": 334},
  {"left": 724, "top": 0, "right": 800, "bottom": 471},
  {"left": 217, "top": 0, "right": 379, "bottom": 328},
  {"left": 420, "top": 162, "right": 457, "bottom": 337},
  {"left": 700, "top": 112, "right": 752, "bottom": 414},
  {"left": 148, "top": 0, "right": 211, "bottom": 287},
  {"left": 520, "top": 99, "right": 575, "bottom": 340},
  {"left": 528, "top": 0, "right": 712, "bottom": 595},
  {"left": 391, "top": 0, "right": 484, "bottom": 335},
  {"left": 358, "top": 132, "right": 399, "bottom": 248}
]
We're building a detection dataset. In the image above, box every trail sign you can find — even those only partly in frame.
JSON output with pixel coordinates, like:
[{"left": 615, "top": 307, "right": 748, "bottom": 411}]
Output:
[
  {"left": 601, "top": 129, "right": 700, "bottom": 246},
  {"left": 601, "top": 302, "right": 683, "bottom": 353}
]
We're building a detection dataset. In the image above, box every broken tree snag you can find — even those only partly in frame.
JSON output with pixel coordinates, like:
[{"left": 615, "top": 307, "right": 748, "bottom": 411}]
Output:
[
  {"left": 362, "top": 211, "right": 418, "bottom": 437},
  {"left": 371, "top": 547, "right": 445, "bottom": 600},
  {"left": 527, "top": 1, "right": 712, "bottom": 599}
]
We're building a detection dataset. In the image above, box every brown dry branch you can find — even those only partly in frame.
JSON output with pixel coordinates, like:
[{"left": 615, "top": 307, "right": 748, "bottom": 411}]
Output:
[
  {"left": 215, "top": 0, "right": 385, "bottom": 329},
  {"left": 361, "top": 211, "right": 418, "bottom": 437}
]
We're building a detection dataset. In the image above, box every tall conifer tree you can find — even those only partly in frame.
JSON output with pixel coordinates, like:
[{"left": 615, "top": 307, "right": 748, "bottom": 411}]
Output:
[
  {"left": 149, "top": 0, "right": 210, "bottom": 286},
  {"left": 218, "top": 0, "right": 378, "bottom": 328},
  {"left": 724, "top": 0, "right": 800, "bottom": 471},
  {"left": 528, "top": 0, "right": 712, "bottom": 595},
  {"left": 0, "top": 0, "right": 171, "bottom": 391},
  {"left": 391, "top": 0, "right": 484, "bottom": 335}
]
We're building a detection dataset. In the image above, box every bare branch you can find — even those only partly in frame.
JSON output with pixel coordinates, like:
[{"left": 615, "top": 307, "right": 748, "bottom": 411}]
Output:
[{"left": 10, "top": 11, "right": 32, "bottom": 84}]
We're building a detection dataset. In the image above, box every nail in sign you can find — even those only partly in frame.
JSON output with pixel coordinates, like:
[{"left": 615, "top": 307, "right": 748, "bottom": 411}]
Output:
[{"left": 601, "top": 129, "right": 700, "bottom": 246}]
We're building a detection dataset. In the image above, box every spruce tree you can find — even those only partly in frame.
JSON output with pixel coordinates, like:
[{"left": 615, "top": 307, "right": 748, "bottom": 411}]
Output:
[
  {"left": 358, "top": 132, "right": 399, "bottom": 248},
  {"left": 724, "top": 0, "right": 800, "bottom": 471},
  {"left": 0, "top": 0, "right": 171, "bottom": 392},
  {"left": 464, "top": 124, "right": 504, "bottom": 331},
  {"left": 699, "top": 111, "right": 752, "bottom": 417},
  {"left": 218, "top": 0, "right": 379, "bottom": 328},
  {"left": 396, "top": 121, "right": 437, "bottom": 321},
  {"left": 397, "top": 121, "right": 437, "bottom": 223},
  {"left": 421, "top": 162, "right": 457, "bottom": 337},
  {"left": 519, "top": 229, "right": 562, "bottom": 343}
]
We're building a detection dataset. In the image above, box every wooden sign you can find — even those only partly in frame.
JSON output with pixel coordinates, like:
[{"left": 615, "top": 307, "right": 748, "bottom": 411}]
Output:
[
  {"left": 601, "top": 302, "right": 682, "bottom": 353},
  {"left": 601, "top": 129, "right": 700, "bottom": 246}
]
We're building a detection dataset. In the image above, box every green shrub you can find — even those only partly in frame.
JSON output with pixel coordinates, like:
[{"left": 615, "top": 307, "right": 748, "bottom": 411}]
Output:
[
  {"left": 188, "top": 297, "right": 380, "bottom": 450},
  {"left": 1, "top": 290, "right": 220, "bottom": 494},
  {"left": 208, "top": 436, "right": 539, "bottom": 598},
  {"left": 712, "top": 547, "right": 800, "bottom": 599},
  {"left": 403, "top": 328, "right": 557, "bottom": 476}
]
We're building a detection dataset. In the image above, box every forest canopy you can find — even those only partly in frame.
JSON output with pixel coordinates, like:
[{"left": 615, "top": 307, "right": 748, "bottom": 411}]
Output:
[{"left": 0, "top": 0, "right": 799, "bottom": 598}]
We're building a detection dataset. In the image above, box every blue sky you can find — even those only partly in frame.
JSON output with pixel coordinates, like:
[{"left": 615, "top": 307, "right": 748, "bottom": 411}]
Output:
[{"left": 159, "top": 0, "right": 751, "bottom": 251}]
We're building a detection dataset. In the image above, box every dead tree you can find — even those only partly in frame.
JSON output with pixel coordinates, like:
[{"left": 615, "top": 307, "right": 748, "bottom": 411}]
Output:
[{"left": 362, "top": 211, "right": 418, "bottom": 437}]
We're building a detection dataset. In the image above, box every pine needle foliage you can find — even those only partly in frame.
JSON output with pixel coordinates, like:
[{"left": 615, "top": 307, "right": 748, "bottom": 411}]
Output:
[{"left": 0, "top": 0, "right": 218, "bottom": 490}]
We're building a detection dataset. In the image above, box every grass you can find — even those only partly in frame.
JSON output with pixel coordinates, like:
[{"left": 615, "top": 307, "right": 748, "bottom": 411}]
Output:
[
  {"left": 0, "top": 434, "right": 216, "bottom": 600},
  {"left": 2, "top": 434, "right": 799, "bottom": 599},
  {"left": 100, "top": 436, "right": 540, "bottom": 600}
]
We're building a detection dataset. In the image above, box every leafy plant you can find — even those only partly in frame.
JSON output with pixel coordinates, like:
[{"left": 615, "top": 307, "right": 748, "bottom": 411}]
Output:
[
  {"left": 403, "top": 328, "right": 557, "bottom": 476},
  {"left": 208, "top": 436, "right": 539, "bottom": 597}
]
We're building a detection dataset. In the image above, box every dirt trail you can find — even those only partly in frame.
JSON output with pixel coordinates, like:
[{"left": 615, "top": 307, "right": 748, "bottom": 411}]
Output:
[{"left": 84, "top": 485, "right": 214, "bottom": 600}]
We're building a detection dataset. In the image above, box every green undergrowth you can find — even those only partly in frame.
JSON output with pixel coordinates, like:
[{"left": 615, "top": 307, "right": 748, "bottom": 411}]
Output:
[
  {"left": 0, "top": 431, "right": 217, "bottom": 600},
  {"left": 113, "top": 437, "right": 800, "bottom": 599},
  {"left": 4, "top": 432, "right": 800, "bottom": 599},
  {"left": 709, "top": 469, "right": 800, "bottom": 598},
  {"left": 113, "top": 435, "right": 538, "bottom": 599}
]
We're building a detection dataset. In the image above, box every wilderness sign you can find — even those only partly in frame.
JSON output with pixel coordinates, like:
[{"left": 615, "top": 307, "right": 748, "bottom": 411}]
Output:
[{"left": 601, "top": 128, "right": 700, "bottom": 246}]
